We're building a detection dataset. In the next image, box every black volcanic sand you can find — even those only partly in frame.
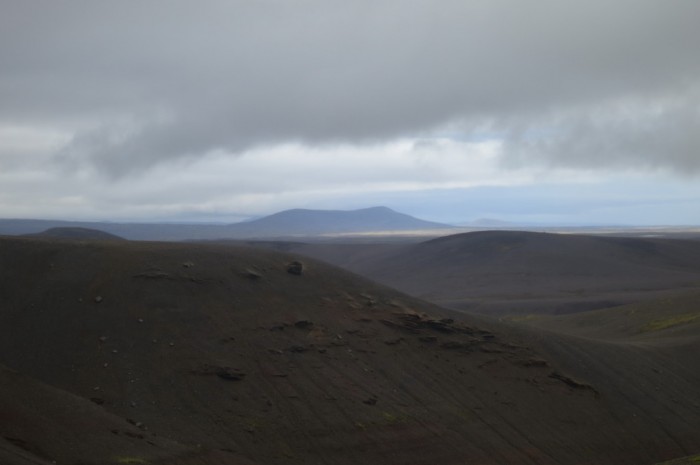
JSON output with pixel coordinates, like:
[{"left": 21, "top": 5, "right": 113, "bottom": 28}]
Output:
[
  {"left": 0, "top": 237, "right": 699, "bottom": 464},
  {"left": 283, "top": 230, "right": 700, "bottom": 315}
]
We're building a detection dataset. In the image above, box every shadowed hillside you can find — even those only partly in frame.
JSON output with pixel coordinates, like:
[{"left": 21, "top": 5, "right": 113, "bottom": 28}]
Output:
[
  {"left": 513, "top": 289, "right": 700, "bottom": 344},
  {"left": 0, "top": 237, "right": 699, "bottom": 464},
  {"left": 288, "top": 230, "right": 700, "bottom": 315}
]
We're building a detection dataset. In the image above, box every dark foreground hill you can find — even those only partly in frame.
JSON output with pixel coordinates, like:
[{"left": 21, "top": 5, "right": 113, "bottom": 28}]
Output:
[
  {"left": 0, "top": 237, "right": 699, "bottom": 464},
  {"left": 288, "top": 230, "right": 700, "bottom": 315}
]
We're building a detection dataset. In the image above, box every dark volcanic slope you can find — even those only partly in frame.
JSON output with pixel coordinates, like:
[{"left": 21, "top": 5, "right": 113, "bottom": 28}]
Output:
[
  {"left": 0, "top": 237, "right": 699, "bottom": 464},
  {"left": 296, "top": 230, "right": 700, "bottom": 315},
  {"left": 0, "top": 363, "right": 190, "bottom": 465}
]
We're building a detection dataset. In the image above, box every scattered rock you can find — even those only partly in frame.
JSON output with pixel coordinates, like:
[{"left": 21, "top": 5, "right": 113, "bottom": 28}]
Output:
[
  {"left": 216, "top": 368, "right": 246, "bottom": 381},
  {"left": 549, "top": 371, "right": 599, "bottom": 397},
  {"left": 419, "top": 336, "right": 438, "bottom": 343},
  {"left": 94, "top": 296, "right": 103, "bottom": 303},
  {"left": 441, "top": 341, "right": 477, "bottom": 351},
  {"left": 192, "top": 364, "right": 246, "bottom": 381},
  {"left": 90, "top": 397, "right": 104, "bottom": 405},
  {"left": 362, "top": 396, "right": 378, "bottom": 406},
  {"left": 182, "top": 261, "right": 194, "bottom": 268},
  {"left": 294, "top": 320, "right": 314, "bottom": 329},
  {"left": 98, "top": 336, "right": 108, "bottom": 343},
  {"left": 133, "top": 271, "right": 173, "bottom": 280},
  {"left": 286, "top": 261, "right": 304, "bottom": 275},
  {"left": 516, "top": 358, "right": 549, "bottom": 368},
  {"left": 4, "top": 437, "right": 31, "bottom": 451},
  {"left": 288, "top": 345, "right": 308, "bottom": 353},
  {"left": 380, "top": 313, "right": 483, "bottom": 335},
  {"left": 384, "top": 337, "right": 404, "bottom": 345},
  {"left": 479, "top": 346, "right": 506, "bottom": 354},
  {"left": 243, "top": 268, "right": 263, "bottom": 280},
  {"left": 478, "top": 359, "right": 499, "bottom": 369}
]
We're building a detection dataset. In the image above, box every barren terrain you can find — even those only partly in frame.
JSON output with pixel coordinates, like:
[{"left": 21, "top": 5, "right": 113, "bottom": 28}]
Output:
[
  {"left": 280, "top": 230, "right": 700, "bottom": 315},
  {"left": 0, "top": 235, "right": 699, "bottom": 464}
]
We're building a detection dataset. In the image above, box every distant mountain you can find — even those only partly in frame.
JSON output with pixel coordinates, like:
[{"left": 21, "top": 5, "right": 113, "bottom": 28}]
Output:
[
  {"left": 226, "top": 206, "right": 451, "bottom": 237},
  {"left": 0, "top": 207, "right": 451, "bottom": 241},
  {"left": 26, "top": 227, "right": 126, "bottom": 241}
]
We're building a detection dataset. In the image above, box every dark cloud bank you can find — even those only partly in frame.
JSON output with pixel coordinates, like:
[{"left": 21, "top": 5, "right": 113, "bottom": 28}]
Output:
[{"left": 1, "top": 0, "right": 699, "bottom": 175}]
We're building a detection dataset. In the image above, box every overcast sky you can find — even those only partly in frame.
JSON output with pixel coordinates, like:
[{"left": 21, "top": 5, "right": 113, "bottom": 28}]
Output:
[{"left": 1, "top": 0, "right": 699, "bottom": 225}]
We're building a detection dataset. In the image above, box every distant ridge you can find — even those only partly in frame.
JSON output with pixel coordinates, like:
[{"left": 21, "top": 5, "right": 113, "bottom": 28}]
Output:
[
  {"left": 229, "top": 206, "right": 451, "bottom": 236},
  {"left": 0, "top": 207, "right": 451, "bottom": 241},
  {"left": 25, "top": 227, "right": 126, "bottom": 241},
  {"left": 469, "top": 218, "right": 518, "bottom": 227}
]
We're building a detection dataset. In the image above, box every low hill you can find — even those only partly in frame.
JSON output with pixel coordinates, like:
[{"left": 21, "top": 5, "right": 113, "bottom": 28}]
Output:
[
  {"left": 25, "top": 227, "right": 126, "bottom": 241},
  {"left": 290, "top": 230, "right": 700, "bottom": 315},
  {"left": 0, "top": 237, "right": 699, "bottom": 464}
]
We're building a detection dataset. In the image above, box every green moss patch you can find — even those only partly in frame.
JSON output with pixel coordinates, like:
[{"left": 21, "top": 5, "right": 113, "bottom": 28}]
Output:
[
  {"left": 640, "top": 313, "right": 700, "bottom": 333},
  {"left": 654, "top": 453, "right": 700, "bottom": 465}
]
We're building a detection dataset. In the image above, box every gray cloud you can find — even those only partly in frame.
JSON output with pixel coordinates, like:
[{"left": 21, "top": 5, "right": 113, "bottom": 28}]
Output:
[
  {"left": 500, "top": 90, "right": 700, "bottom": 174},
  {"left": 1, "top": 0, "right": 699, "bottom": 175}
]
